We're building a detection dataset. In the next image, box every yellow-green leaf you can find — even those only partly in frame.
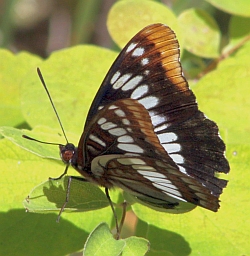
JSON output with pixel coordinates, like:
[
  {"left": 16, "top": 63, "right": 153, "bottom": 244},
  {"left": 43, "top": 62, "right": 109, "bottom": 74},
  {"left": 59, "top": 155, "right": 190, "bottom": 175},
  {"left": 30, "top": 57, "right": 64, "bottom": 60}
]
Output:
[
  {"left": 178, "top": 8, "right": 220, "bottom": 58},
  {"left": 206, "top": 0, "right": 250, "bottom": 17},
  {"left": 107, "top": 0, "right": 182, "bottom": 49},
  {"left": 0, "top": 49, "right": 42, "bottom": 127}
]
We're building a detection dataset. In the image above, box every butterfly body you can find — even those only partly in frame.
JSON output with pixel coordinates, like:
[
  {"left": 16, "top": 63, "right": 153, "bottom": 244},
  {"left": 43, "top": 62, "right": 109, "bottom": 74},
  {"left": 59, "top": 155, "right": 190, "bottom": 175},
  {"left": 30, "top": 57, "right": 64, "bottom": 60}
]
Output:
[{"left": 60, "top": 24, "right": 229, "bottom": 213}]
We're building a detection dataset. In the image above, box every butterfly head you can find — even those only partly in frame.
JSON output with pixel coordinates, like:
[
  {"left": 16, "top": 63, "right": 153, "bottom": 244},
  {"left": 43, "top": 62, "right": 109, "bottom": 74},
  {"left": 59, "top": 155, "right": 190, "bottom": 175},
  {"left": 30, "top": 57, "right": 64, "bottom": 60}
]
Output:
[{"left": 59, "top": 143, "right": 78, "bottom": 165}]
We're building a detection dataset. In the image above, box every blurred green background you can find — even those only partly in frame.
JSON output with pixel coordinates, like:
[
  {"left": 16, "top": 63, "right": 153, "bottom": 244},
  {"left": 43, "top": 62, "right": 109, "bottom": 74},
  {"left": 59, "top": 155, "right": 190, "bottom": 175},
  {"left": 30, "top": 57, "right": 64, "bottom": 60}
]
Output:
[{"left": 0, "top": 0, "right": 230, "bottom": 58}]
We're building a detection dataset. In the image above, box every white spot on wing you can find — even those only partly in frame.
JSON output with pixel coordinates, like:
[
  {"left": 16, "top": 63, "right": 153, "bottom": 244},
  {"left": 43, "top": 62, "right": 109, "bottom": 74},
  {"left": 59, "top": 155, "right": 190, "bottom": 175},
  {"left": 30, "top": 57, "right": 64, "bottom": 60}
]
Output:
[
  {"left": 122, "top": 118, "right": 130, "bottom": 125},
  {"left": 154, "top": 123, "right": 169, "bottom": 132},
  {"left": 111, "top": 71, "right": 121, "bottom": 84},
  {"left": 115, "top": 109, "right": 126, "bottom": 117},
  {"left": 135, "top": 166, "right": 156, "bottom": 171},
  {"left": 87, "top": 145, "right": 97, "bottom": 153},
  {"left": 122, "top": 75, "right": 143, "bottom": 91},
  {"left": 141, "top": 58, "right": 149, "bottom": 66},
  {"left": 178, "top": 166, "right": 187, "bottom": 174},
  {"left": 137, "top": 171, "right": 166, "bottom": 179},
  {"left": 158, "top": 132, "right": 178, "bottom": 143},
  {"left": 124, "top": 152, "right": 140, "bottom": 156},
  {"left": 170, "top": 154, "right": 184, "bottom": 164},
  {"left": 108, "top": 105, "right": 117, "bottom": 110},
  {"left": 113, "top": 73, "right": 132, "bottom": 89},
  {"left": 101, "top": 122, "right": 117, "bottom": 130},
  {"left": 131, "top": 84, "right": 148, "bottom": 99},
  {"left": 132, "top": 47, "right": 144, "bottom": 57},
  {"left": 117, "top": 158, "right": 146, "bottom": 165},
  {"left": 118, "top": 135, "right": 134, "bottom": 143},
  {"left": 151, "top": 114, "right": 167, "bottom": 126},
  {"left": 89, "top": 134, "right": 106, "bottom": 147},
  {"left": 126, "top": 128, "right": 132, "bottom": 133},
  {"left": 152, "top": 183, "right": 184, "bottom": 200},
  {"left": 138, "top": 96, "right": 159, "bottom": 109},
  {"left": 118, "top": 143, "right": 143, "bottom": 153},
  {"left": 195, "top": 192, "right": 208, "bottom": 201},
  {"left": 163, "top": 143, "right": 181, "bottom": 153},
  {"left": 146, "top": 177, "right": 174, "bottom": 184},
  {"left": 199, "top": 200, "right": 208, "bottom": 208},
  {"left": 189, "top": 185, "right": 202, "bottom": 191},
  {"left": 109, "top": 128, "right": 127, "bottom": 136},
  {"left": 126, "top": 42, "right": 137, "bottom": 53},
  {"left": 97, "top": 117, "right": 107, "bottom": 125},
  {"left": 157, "top": 182, "right": 181, "bottom": 191}
]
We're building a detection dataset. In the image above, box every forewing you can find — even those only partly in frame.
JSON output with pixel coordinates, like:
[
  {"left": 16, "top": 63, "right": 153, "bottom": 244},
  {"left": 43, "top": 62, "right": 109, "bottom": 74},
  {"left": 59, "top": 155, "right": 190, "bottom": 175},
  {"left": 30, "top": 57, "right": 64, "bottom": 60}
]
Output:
[{"left": 78, "top": 98, "right": 177, "bottom": 170}]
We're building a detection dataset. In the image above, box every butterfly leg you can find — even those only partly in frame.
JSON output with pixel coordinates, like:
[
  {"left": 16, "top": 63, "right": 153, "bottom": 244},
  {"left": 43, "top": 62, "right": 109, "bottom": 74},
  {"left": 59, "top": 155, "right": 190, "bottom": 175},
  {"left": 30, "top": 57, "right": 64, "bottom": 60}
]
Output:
[
  {"left": 56, "top": 175, "right": 72, "bottom": 222},
  {"left": 105, "top": 188, "right": 121, "bottom": 239},
  {"left": 49, "top": 164, "right": 69, "bottom": 180},
  {"left": 55, "top": 176, "right": 88, "bottom": 222}
]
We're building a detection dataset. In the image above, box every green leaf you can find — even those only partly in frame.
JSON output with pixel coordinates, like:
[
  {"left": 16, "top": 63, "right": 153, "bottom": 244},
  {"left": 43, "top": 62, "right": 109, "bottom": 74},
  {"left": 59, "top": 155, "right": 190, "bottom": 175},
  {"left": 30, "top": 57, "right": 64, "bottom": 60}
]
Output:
[
  {"left": 84, "top": 224, "right": 150, "bottom": 256},
  {"left": 178, "top": 8, "right": 220, "bottom": 58},
  {"left": 206, "top": 0, "right": 250, "bottom": 17},
  {"left": 123, "top": 236, "right": 150, "bottom": 256},
  {"left": 0, "top": 126, "right": 64, "bottom": 159},
  {"left": 83, "top": 223, "right": 125, "bottom": 256},
  {"left": 0, "top": 49, "right": 42, "bottom": 127},
  {"left": 194, "top": 41, "right": 250, "bottom": 144},
  {"left": 20, "top": 45, "right": 118, "bottom": 135},
  {"left": 223, "top": 16, "right": 250, "bottom": 54},
  {"left": 107, "top": 0, "right": 182, "bottom": 49},
  {"left": 23, "top": 176, "right": 109, "bottom": 213}
]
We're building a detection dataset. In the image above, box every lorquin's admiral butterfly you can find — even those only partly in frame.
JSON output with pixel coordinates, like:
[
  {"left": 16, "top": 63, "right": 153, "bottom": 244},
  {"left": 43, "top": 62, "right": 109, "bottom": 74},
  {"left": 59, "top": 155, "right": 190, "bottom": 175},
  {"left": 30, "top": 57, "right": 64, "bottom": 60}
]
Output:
[{"left": 25, "top": 23, "right": 229, "bottom": 236}]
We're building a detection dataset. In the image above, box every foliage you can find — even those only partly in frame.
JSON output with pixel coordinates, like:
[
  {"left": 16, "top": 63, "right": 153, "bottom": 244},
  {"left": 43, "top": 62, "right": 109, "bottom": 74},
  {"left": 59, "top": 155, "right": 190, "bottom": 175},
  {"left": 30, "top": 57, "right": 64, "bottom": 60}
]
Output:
[{"left": 0, "top": 0, "right": 250, "bottom": 255}]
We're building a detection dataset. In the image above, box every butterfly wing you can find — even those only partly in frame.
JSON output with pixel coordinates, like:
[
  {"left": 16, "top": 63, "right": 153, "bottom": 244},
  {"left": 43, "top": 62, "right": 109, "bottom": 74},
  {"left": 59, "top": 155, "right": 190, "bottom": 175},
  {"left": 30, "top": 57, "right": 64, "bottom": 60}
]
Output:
[
  {"left": 90, "top": 154, "right": 220, "bottom": 212},
  {"left": 82, "top": 23, "right": 229, "bottom": 200},
  {"left": 77, "top": 99, "right": 225, "bottom": 211}
]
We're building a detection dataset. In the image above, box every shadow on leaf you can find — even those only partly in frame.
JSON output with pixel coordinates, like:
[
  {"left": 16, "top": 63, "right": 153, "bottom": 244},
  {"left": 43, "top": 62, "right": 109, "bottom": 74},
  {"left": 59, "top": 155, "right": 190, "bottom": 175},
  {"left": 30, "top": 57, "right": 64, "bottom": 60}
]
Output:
[
  {"left": 136, "top": 218, "right": 191, "bottom": 256},
  {"left": 0, "top": 209, "right": 88, "bottom": 256}
]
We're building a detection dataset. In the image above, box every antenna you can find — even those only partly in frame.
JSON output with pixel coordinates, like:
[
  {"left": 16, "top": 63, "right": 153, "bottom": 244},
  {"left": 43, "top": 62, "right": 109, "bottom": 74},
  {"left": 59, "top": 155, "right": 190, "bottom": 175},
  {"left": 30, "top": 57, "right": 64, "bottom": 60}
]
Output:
[
  {"left": 23, "top": 68, "right": 68, "bottom": 146},
  {"left": 36, "top": 68, "right": 68, "bottom": 143},
  {"left": 22, "top": 134, "right": 63, "bottom": 146}
]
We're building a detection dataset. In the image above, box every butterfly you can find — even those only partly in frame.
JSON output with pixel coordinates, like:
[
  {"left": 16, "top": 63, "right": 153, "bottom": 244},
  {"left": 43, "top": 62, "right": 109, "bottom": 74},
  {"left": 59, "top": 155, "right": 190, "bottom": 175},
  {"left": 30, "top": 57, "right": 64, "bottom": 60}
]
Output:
[
  {"left": 58, "top": 23, "right": 229, "bottom": 215},
  {"left": 26, "top": 24, "right": 229, "bottom": 236}
]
